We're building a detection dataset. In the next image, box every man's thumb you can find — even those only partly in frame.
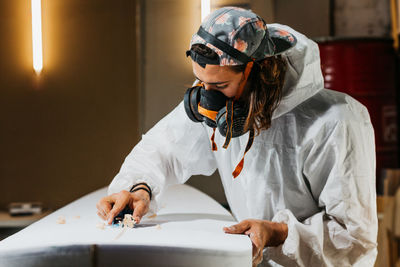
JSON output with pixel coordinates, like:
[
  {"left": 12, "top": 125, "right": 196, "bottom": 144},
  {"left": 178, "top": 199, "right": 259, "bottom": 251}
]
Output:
[{"left": 223, "top": 220, "right": 250, "bottom": 234}]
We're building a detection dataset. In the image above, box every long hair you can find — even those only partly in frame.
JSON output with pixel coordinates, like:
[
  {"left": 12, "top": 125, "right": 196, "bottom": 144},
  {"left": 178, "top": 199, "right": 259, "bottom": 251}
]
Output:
[{"left": 190, "top": 44, "right": 287, "bottom": 135}]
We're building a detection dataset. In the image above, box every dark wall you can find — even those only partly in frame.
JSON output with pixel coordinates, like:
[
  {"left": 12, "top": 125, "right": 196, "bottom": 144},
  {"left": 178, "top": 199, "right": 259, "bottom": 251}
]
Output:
[
  {"left": 0, "top": 0, "right": 139, "bottom": 210},
  {"left": 274, "top": 0, "right": 330, "bottom": 37}
]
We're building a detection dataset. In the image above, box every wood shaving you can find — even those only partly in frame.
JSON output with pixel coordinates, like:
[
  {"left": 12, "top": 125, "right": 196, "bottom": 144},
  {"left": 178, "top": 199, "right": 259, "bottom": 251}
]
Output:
[
  {"left": 73, "top": 215, "right": 81, "bottom": 219},
  {"left": 114, "top": 227, "right": 127, "bottom": 240},
  {"left": 56, "top": 216, "right": 66, "bottom": 224},
  {"left": 122, "top": 214, "right": 136, "bottom": 228},
  {"left": 148, "top": 213, "right": 157, "bottom": 219},
  {"left": 155, "top": 224, "right": 161, "bottom": 230},
  {"left": 113, "top": 214, "right": 137, "bottom": 240},
  {"left": 96, "top": 222, "right": 105, "bottom": 230}
]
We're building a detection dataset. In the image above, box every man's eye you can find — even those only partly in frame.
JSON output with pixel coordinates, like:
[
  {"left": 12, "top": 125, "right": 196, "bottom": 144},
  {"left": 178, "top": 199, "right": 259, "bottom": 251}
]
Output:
[{"left": 216, "top": 84, "right": 228, "bottom": 89}]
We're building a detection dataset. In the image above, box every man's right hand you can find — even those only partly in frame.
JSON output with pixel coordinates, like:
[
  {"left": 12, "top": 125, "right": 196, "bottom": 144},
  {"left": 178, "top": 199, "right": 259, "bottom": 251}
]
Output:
[{"left": 96, "top": 188, "right": 151, "bottom": 225}]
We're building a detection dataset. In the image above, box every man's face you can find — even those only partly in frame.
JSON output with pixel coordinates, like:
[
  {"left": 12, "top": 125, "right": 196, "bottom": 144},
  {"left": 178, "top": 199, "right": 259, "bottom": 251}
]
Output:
[{"left": 192, "top": 61, "right": 244, "bottom": 98}]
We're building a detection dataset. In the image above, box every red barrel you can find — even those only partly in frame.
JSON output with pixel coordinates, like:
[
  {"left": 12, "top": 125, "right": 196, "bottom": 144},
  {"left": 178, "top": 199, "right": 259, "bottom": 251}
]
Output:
[{"left": 316, "top": 38, "right": 398, "bottom": 183}]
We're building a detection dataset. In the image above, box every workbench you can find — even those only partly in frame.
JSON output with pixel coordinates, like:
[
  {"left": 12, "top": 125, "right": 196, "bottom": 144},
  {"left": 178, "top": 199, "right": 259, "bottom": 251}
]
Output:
[{"left": 0, "top": 184, "right": 251, "bottom": 267}]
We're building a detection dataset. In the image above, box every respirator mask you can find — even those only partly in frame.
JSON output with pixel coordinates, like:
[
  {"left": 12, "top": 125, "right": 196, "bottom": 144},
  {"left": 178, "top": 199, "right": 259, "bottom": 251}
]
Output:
[
  {"left": 184, "top": 84, "right": 250, "bottom": 144},
  {"left": 183, "top": 27, "right": 256, "bottom": 177},
  {"left": 183, "top": 7, "right": 297, "bottom": 178}
]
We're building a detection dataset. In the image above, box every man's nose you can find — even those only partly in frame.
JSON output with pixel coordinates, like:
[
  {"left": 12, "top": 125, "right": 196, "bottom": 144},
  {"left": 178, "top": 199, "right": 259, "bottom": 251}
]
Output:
[{"left": 203, "top": 83, "right": 212, "bottom": 90}]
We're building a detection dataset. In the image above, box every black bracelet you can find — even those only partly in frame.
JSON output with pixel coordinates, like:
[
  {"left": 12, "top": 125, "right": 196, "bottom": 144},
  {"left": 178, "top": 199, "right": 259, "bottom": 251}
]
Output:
[
  {"left": 129, "top": 183, "right": 152, "bottom": 200},
  {"left": 131, "top": 182, "right": 152, "bottom": 193}
]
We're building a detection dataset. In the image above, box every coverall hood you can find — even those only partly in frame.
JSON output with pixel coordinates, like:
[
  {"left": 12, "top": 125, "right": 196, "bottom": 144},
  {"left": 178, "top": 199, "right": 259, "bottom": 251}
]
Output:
[{"left": 271, "top": 23, "right": 324, "bottom": 120}]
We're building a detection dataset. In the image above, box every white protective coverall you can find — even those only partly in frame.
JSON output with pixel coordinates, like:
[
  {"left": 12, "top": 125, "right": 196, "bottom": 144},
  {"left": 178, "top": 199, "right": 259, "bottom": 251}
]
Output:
[{"left": 108, "top": 24, "right": 378, "bottom": 266}]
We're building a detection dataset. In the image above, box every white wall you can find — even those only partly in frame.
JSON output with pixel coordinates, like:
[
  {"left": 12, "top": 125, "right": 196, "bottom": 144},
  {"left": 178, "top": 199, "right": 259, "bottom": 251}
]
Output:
[{"left": 334, "top": 0, "right": 391, "bottom": 37}]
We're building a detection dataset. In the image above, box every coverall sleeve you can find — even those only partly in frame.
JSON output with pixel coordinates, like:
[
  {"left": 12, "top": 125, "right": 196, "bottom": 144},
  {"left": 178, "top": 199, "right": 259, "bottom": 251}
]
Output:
[
  {"left": 265, "top": 119, "right": 378, "bottom": 267},
  {"left": 108, "top": 102, "right": 217, "bottom": 210}
]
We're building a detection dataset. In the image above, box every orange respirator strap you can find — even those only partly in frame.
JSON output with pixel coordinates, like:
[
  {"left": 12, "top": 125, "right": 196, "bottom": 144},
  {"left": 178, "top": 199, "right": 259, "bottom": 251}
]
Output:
[
  {"left": 232, "top": 128, "right": 254, "bottom": 178},
  {"left": 210, "top": 128, "right": 217, "bottom": 151},
  {"left": 197, "top": 104, "right": 218, "bottom": 121}
]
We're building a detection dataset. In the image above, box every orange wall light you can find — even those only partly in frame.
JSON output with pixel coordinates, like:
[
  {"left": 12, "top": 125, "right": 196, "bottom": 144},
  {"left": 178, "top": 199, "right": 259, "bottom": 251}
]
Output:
[{"left": 31, "top": 0, "right": 43, "bottom": 74}]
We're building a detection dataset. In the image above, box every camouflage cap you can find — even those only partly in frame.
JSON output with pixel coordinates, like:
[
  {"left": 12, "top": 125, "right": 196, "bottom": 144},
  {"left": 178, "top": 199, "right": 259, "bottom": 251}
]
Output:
[{"left": 187, "top": 6, "right": 296, "bottom": 66}]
